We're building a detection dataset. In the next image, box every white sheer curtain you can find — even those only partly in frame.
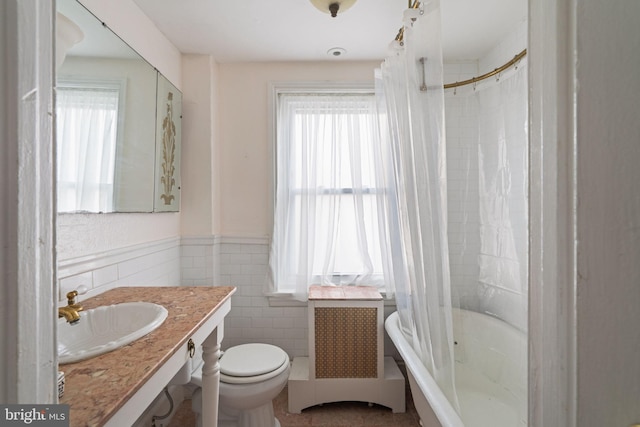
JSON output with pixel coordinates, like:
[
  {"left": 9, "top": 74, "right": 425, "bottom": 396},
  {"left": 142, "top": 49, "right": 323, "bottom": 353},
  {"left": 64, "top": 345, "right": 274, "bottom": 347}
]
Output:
[
  {"left": 376, "top": 0, "right": 459, "bottom": 408},
  {"left": 56, "top": 84, "right": 119, "bottom": 213},
  {"left": 269, "top": 92, "right": 396, "bottom": 301}
]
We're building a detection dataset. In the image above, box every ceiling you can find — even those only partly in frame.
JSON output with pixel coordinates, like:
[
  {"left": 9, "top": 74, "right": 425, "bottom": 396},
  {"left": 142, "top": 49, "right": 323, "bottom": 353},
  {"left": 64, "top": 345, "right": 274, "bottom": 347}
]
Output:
[{"left": 132, "top": 0, "right": 527, "bottom": 63}]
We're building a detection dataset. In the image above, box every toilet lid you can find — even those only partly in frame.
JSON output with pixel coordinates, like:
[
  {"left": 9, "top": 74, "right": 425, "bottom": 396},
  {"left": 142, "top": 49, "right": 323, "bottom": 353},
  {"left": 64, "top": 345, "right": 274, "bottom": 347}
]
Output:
[{"left": 220, "top": 343, "right": 288, "bottom": 378}]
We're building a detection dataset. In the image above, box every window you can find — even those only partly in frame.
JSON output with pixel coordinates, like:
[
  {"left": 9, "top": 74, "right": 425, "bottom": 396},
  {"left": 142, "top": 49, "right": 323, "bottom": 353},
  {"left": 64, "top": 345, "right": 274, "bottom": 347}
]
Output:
[
  {"left": 269, "top": 88, "right": 394, "bottom": 298},
  {"left": 56, "top": 78, "right": 124, "bottom": 213}
]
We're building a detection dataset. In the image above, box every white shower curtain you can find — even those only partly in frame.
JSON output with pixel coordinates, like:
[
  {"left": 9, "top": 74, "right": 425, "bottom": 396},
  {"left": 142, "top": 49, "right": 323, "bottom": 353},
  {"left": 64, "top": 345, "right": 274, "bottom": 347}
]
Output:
[
  {"left": 376, "top": 0, "right": 458, "bottom": 408},
  {"left": 453, "top": 61, "right": 529, "bottom": 331}
]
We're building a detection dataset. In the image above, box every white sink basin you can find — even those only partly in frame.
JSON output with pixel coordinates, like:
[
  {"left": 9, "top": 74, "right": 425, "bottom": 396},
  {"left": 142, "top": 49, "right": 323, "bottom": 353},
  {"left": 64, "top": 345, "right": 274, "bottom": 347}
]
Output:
[{"left": 58, "top": 302, "right": 168, "bottom": 364}]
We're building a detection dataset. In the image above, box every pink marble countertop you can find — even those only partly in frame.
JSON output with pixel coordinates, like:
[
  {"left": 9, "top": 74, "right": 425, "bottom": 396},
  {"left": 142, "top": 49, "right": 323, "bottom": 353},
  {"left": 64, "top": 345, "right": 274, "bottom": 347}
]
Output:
[
  {"left": 59, "top": 286, "right": 236, "bottom": 427},
  {"left": 308, "top": 285, "right": 382, "bottom": 300}
]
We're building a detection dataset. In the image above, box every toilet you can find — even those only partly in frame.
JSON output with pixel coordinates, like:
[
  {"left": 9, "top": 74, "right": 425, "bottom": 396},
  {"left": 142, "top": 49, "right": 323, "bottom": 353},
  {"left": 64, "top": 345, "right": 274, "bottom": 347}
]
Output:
[{"left": 190, "top": 343, "right": 290, "bottom": 427}]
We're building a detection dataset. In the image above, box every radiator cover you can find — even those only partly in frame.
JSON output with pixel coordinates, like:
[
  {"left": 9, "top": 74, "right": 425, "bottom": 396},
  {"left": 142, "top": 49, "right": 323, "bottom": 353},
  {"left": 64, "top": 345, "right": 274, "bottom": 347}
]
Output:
[
  {"left": 314, "top": 306, "right": 378, "bottom": 378},
  {"left": 287, "top": 285, "right": 406, "bottom": 414}
]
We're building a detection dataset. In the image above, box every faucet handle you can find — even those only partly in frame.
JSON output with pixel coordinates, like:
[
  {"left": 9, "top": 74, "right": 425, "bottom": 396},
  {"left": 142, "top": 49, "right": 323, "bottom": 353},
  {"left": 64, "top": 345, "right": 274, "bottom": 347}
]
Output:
[{"left": 66, "top": 285, "right": 88, "bottom": 305}]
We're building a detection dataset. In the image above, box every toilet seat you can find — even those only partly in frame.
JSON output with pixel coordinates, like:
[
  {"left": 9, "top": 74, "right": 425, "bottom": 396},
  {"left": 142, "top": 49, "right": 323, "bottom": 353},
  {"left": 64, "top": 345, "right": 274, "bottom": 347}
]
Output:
[{"left": 220, "top": 343, "right": 289, "bottom": 384}]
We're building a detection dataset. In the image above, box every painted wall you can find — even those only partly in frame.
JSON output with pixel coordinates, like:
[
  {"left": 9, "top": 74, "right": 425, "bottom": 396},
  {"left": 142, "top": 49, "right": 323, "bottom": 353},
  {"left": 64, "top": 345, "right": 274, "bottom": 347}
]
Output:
[
  {"left": 180, "top": 55, "right": 220, "bottom": 236},
  {"left": 57, "top": 0, "right": 183, "bottom": 262}
]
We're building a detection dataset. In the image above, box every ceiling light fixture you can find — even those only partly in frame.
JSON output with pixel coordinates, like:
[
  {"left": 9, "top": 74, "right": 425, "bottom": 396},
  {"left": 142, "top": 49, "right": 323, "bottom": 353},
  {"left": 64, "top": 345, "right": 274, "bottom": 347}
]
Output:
[
  {"left": 55, "top": 13, "right": 84, "bottom": 70},
  {"left": 310, "top": 0, "right": 357, "bottom": 18}
]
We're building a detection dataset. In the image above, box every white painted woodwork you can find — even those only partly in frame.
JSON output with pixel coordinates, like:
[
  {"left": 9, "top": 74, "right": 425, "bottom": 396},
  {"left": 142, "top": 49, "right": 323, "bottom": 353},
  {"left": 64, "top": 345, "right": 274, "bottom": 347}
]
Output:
[
  {"left": 529, "top": 0, "right": 640, "bottom": 425},
  {"left": 528, "top": 0, "right": 577, "bottom": 424},
  {"left": 105, "top": 300, "right": 230, "bottom": 426},
  {"left": 288, "top": 295, "right": 405, "bottom": 414},
  {"left": 0, "top": 0, "right": 57, "bottom": 404},
  {"left": 201, "top": 323, "right": 223, "bottom": 427},
  {"left": 573, "top": 0, "right": 640, "bottom": 425}
]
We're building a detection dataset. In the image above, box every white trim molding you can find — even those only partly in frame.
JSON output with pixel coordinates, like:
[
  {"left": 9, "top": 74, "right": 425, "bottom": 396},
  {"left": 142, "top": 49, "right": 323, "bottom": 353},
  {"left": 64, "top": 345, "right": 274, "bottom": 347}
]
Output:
[
  {"left": 58, "top": 237, "right": 181, "bottom": 279},
  {"left": 0, "top": 0, "right": 57, "bottom": 403},
  {"left": 528, "top": 0, "right": 578, "bottom": 425},
  {"left": 216, "top": 235, "right": 270, "bottom": 245}
]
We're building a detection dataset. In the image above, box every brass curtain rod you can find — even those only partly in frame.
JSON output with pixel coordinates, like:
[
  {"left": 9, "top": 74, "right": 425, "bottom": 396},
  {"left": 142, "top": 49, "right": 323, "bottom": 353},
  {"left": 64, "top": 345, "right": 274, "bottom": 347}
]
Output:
[
  {"left": 392, "top": 1, "right": 527, "bottom": 90},
  {"left": 444, "top": 49, "right": 527, "bottom": 89}
]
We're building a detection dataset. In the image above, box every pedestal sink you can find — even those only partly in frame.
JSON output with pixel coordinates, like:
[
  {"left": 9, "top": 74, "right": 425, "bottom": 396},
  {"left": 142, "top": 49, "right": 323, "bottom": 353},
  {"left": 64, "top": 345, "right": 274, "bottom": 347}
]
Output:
[{"left": 58, "top": 302, "right": 168, "bottom": 364}]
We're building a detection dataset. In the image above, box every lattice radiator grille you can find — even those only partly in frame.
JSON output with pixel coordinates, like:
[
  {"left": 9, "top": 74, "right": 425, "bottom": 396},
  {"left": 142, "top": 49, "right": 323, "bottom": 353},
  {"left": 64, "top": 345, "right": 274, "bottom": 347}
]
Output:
[{"left": 314, "top": 307, "right": 378, "bottom": 378}]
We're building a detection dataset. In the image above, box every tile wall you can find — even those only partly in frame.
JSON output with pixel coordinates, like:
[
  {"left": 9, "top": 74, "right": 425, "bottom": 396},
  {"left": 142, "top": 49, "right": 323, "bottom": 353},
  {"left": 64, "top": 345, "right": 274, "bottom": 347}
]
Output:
[
  {"left": 210, "top": 237, "right": 309, "bottom": 358},
  {"left": 182, "top": 237, "right": 400, "bottom": 359},
  {"left": 57, "top": 237, "right": 181, "bottom": 303}
]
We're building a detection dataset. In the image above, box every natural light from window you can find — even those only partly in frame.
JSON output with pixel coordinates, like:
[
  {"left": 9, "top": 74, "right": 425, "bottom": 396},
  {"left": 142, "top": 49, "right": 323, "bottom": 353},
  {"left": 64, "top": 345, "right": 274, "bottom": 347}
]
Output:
[
  {"left": 270, "top": 90, "right": 391, "bottom": 297},
  {"left": 56, "top": 81, "right": 121, "bottom": 213}
]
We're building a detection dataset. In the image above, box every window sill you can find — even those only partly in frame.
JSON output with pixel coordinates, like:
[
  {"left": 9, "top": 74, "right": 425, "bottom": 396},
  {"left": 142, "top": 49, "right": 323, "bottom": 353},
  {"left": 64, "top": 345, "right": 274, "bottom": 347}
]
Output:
[
  {"left": 267, "top": 295, "right": 307, "bottom": 307},
  {"left": 267, "top": 292, "right": 397, "bottom": 307}
]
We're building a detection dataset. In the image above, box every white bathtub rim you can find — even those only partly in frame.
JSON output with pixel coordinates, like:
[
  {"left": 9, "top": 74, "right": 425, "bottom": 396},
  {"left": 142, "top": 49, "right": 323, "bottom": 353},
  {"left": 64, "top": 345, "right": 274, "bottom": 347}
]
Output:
[{"left": 385, "top": 311, "right": 465, "bottom": 427}]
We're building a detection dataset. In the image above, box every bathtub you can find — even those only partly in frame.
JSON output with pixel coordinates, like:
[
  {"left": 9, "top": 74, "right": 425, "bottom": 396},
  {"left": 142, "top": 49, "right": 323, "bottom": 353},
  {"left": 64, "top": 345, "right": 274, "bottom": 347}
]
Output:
[{"left": 385, "top": 309, "right": 527, "bottom": 427}]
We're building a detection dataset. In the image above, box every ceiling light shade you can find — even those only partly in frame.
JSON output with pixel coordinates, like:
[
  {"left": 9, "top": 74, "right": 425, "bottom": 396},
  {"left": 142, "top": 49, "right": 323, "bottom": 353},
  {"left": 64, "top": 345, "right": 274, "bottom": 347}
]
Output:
[
  {"left": 310, "top": 0, "right": 357, "bottom": 18},
  {"left": 56, "top": 13, "right": 84, "bottom": 70}
]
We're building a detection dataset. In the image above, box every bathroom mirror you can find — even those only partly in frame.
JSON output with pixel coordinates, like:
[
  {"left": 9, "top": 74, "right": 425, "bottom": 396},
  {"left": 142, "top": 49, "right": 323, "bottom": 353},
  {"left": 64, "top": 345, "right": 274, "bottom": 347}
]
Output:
[{"left": 56, "top": 0, "right": 180, "bottom": 213}]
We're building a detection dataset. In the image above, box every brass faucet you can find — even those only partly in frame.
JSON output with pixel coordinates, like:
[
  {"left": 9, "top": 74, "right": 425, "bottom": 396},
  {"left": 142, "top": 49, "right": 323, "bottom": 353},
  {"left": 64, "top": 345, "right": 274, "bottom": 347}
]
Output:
[
  {"left": 58, "top": 287, "right": 86, "bottom": 324},
  {"left": 58, "top": 306, "right": 81, "bottom": 324}
]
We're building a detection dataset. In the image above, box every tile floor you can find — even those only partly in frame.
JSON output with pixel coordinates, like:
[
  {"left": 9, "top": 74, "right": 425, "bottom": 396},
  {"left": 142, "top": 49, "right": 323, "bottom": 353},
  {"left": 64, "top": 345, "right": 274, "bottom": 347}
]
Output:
[{"left": 167, "top": 384, "right": 422, "bottom": 427}]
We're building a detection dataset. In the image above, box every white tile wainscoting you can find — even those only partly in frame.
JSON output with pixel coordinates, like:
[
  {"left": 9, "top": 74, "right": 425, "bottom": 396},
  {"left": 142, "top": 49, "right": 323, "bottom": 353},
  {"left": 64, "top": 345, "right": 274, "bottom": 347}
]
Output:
[
  {"left": 57, "top": 235, "right": 310, "bottom": 359},
  {"left": 201, "top": 236, "right": 309, "bottom": 358},
  {"left": 57, "top": 237, "right": 182, "bottom": 303}
]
